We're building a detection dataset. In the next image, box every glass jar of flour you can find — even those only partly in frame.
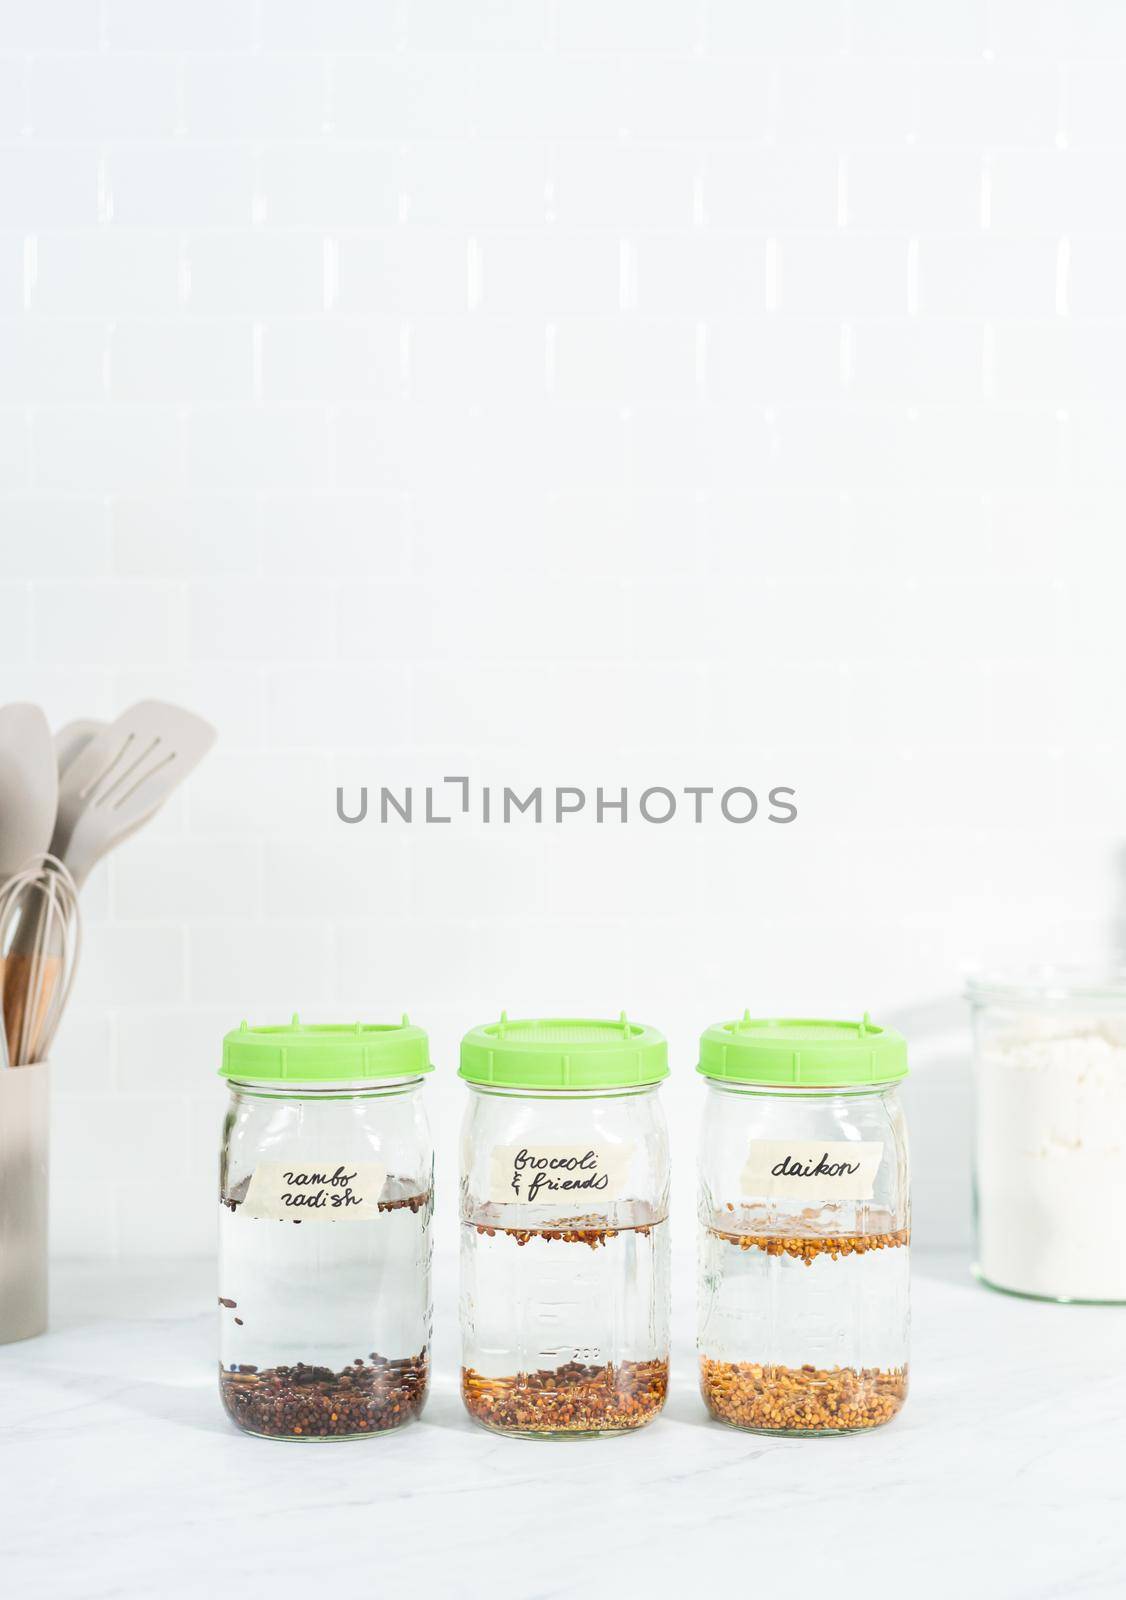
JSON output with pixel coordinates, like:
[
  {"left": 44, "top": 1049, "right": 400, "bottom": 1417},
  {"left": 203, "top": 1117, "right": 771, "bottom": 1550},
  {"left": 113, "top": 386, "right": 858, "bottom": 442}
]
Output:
[
  {"left": 459, "top": 1013, "right": 671, "bottom": 1438},
  {"left": 697, "top": 1014, "right": 910, "bottom": 1435},
  {"left": 968, "top": 971, "right": 1126, "bottom": 1303},
  {"left": 218, "top": 1017, "right": 433, "bottom": 1438}
]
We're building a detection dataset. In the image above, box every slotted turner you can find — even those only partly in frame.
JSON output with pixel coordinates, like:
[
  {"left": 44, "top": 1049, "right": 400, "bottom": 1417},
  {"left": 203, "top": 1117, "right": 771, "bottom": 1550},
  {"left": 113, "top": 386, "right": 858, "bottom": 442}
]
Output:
[{"left": 51, "top": 701, "right": 217, "bottom": 888}]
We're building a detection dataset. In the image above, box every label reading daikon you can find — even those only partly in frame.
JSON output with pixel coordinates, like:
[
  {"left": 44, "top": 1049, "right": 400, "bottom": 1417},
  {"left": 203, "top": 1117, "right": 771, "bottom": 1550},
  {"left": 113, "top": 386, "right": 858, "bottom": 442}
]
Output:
[
  {"left": 740, "top": 1140, "right": 883, "bottom": 1201},
  {"left": 241, "top": 1161, "right": 387, "bottom": 1221},
  {"left": 488, "top": 1144, "right": 634, "bottom": 1205}
]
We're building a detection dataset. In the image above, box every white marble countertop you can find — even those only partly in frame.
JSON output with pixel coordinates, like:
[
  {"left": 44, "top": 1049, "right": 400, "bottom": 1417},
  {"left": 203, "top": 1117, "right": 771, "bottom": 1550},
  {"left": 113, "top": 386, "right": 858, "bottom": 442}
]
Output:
[{"left": 1, "top": 1254, "right": 1122, "bottom": 1600}]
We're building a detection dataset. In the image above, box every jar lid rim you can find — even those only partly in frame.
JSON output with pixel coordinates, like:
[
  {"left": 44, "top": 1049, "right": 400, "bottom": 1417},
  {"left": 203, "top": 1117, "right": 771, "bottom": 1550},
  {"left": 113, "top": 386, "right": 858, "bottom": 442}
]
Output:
[
  {"left": 697, "top": 1013, "right": 908, "bottom": 1087},
  {"left": 459, "top": 1013, "right": 668, "bottom": 1090},
  {"left": 220, "top": 1016, "right": 433, "bottom": 1082}
]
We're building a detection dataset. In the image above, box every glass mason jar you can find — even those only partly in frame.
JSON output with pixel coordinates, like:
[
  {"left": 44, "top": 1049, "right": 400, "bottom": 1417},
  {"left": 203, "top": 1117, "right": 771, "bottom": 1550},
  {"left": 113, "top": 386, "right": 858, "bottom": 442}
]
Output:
[
  {"left": 217, "top": 1017, "right": 433, "bottom": 1440},
  {"left": 968, "top": 970, "right": 1126, "bottom": 1303},
  {"left": 459, "top": 1014, "right": 671, "bottom": 1439},
  {"left": 697, "top": 1014, "right": 910, "bottom": 1436}
]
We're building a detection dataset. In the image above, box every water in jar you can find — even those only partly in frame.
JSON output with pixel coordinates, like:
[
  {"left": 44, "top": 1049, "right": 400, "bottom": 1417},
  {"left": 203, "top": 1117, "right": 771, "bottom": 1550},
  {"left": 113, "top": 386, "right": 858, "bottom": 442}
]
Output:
[
  {"left": 698, "top": 1201, "right": 909, "bottom": 1434},
  {"left": 219, "top": 1174, "right": 432, "bottom": 1439},
  {"left": 461, "top": 1198, "right": 670, "bottom": 1437}
]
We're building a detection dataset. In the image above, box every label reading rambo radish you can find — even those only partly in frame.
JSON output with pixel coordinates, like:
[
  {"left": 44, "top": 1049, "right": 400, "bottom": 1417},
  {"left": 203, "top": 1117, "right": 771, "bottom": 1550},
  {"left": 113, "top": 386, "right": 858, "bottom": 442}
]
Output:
[
  {"left": 488, "top": 1144, "right": 634, "bottom": 1205},
  {"left": 241, "top": 1161, "right": 388, "bottom": 1221},
  {"left": 740, "top": 1140, "right": 883, "bottom": 1201}
]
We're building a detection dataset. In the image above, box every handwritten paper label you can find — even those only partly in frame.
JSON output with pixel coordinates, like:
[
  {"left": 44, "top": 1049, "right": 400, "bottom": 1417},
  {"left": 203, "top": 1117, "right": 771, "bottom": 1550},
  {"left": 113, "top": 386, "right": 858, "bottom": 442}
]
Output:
[
  {"left": 487, "top": 1144, "right": 634, "bottom": 1205},
  {"left": 740, "top": 1140, "right": 883, "bottom": 1201},
  {"left": 241, "top": 1161, "right": 387, "bottom": 1221}
]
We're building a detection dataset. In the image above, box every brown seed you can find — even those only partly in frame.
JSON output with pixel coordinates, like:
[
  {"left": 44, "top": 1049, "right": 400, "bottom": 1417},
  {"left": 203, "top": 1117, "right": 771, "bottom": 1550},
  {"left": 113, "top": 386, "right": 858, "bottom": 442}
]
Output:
[
  {"left": 461, "top": 1359, "right": 668, "bottom": 1435},
  {"left": 700, "top": 1357, "right": 907, "bottom": 1433}
]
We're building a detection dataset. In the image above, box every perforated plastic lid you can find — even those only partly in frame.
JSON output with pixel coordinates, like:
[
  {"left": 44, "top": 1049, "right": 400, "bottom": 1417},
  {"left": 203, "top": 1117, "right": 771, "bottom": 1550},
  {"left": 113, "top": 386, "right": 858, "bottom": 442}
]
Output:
[
  {"left": 459, "top": 1012, "right": 668, "bottom": 1090},
  {"left": 221, "top": 1015, "right": 432, "bottom": 1082},
  {"left": 697, "top": 1012, "right": 907, "bottom": 1087}
]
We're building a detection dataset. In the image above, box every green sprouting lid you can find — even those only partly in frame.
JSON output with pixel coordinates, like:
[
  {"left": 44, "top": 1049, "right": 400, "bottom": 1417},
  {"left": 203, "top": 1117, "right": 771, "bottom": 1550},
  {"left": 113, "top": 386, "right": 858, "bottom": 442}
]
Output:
[
  {"left": 221, "top": 1015, "right": 432, "bottom": 1083},
  {"left": 459, "top": 1012, "right": 668, "bottom": 1091},
  {"left": 697, "top": 1012, "right": 907, "bottom": 1088}
]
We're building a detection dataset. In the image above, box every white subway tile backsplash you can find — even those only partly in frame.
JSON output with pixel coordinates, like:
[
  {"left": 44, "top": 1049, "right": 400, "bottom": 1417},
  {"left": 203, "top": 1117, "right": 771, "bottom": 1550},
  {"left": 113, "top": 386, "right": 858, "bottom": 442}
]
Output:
[
  {"left": 704, "top": 319, "right": 841, "bottom": 407},
  {"left": 0, "top": 0, "right": 1120, "bottom": 1263},
  {"left": 31, "top": 577, "right": 180, "bottom": 664},
  {"left": 774, "top": 60, "right": 917, "bottom": 145},
  {"left": 336, "top": 232, "right": 472, "bottom": 315},
  {"left": 0, "top": 235, "right": 23, "bottom": 312},
  {"left": 917, "top": 236, "right": 1058, "bottom": 317},
  {"left": 261, "top": 494, "right": 408, "bottom": 575},
  {"left": 706, "top": 0, "right": 847, "bottom": 56},
  {"left": 467, "top": 55, "right": 624, "bottom": 138},
  {"left": 0, "top": 580, "right": 31, "bottom": 658},
  {"left": 0, "top": 1, "right": 99, "bottom": 50},
  {"left": 552, "top": 317, "right": 697, "bottom": 409},
  {"left": 409, "top": 316, "right": 541, "bottom": 402},
  {"left": 182, "top": 54, "right": 328, "bottom": 140},
  {"left": 185, "top": 232, "right": 324, "bottom": 316},
  {"left": 397, "top": 141, "right": 548, "bottom": 226},
  {"left": 102, "top": 0, "right": 256, "bottom": 51},
  {"left": 779, "top": 234, "right": 908, "bottom": 316},
  {"left": 33, "top": 407, "right": 183, "bottom": 494},
  {"left": 549, "top": 142, "right": 695, "bottom": 230},
  {"left": 70, "top": 925, "right": 187, "bottom": 1007},
  {"left": 262, "top": 0, "right": 398, "bottom": 50},
  {"left": 30, "top": 53, "right": 180, "bottom": 139},
  {"left": 702, "top": 149, "right": 839, "bottom": 231},
  {"left": 188, "top": 409, "right": 330, "bottom": 491},
  {"left": 846, "top": 150, "right": 983, "bottom": 232},
  {"left": 259, "top": 145, "right": 397, "bottom": 227},
  {"left": 914, "top": 63, "right": 1061, "bottom": 149},
  {"left": 848, "top": 0, "right": 986, "bottom": 59},
  {"left": 265, "top": 663, "right": 411, "bottom": 746},
  {"left": 111, "top": 498, "right": 259, "bottom": 577},
  {"left": 32, "top": 230, "right": 183, "bottom": 315},
  {"left": 407, "top": 0, "right": 547, "bottom": 51},
  {"left": 478, "top": 229, "right": 620, "bottom": 314},
  {"left": 635, "top": 235, "right": 767, "bottom": 316},
  {"left": 189, "top": 749, "right": 332, "bottom": 834},
  {"left": 991, "top": 322, "right": 1126, "bottom": 409},
  {"left": 1065, "top": 63, "right": 1126, "bottom": 147},
  {"left": 107, "top": 145, "right": 255, "bottom": 227},
  {"left": 624, "top": 58, "right": 772, "bottom": 141},
  {"left": 260, "top": 319, "right": 402, "bottom": 406},
  {"left": 111, "top": 321, "right": 253, "bottom": 405},
  {"left": 116, "top": 1007, "right": 233, "bottom": 1089},
  {"left": 0, "top": 146, "right": 101, "bottom": 226},
  {"left": 0, "top": 318, "right": 107, "bottom": 402},
  {"left": 263, "top": 833, "right": 409, "bottom": 918},
  {"left": 188, "top": 920, "right": 334, "bottom": 1006},
  {"left": 0, "top": 497, "right": 110, "bottom": 576},
  {"left": 0, "top": 57, "right": 28, "bottom": 138},
  {"left": 559, "top": 0, "right": 698, "bottom": 53},
  {"left": 849, "top": 320, "right": 984, "bottom": 405},
  {"left": 1066, "top": 236, "right": 1126, "bottom": 317},
  {"left": 991, "top": 151, "right": 1126, "bottom": 231},
  {"left": 113, "top": 836, "right": 260, "bottom": 920},
  {"left": 189, "top": 577, "right": 336, "bottom": 661},
  {"left": 332, "top": 55, "right": 472, "bottom": 139}
]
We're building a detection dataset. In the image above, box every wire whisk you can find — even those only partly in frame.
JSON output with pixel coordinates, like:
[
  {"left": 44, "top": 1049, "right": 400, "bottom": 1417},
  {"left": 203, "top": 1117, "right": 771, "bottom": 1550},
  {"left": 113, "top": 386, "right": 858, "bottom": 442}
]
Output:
[{"left": 0, "top": 853, "right": 82, "bottom": 1067}]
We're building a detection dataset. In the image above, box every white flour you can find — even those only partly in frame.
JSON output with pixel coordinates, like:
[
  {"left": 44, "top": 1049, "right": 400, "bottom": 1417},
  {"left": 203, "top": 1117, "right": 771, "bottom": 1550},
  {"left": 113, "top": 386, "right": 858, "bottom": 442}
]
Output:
[{"left": 976, "top": 1017, "right": 1126, "bottom": 1300}]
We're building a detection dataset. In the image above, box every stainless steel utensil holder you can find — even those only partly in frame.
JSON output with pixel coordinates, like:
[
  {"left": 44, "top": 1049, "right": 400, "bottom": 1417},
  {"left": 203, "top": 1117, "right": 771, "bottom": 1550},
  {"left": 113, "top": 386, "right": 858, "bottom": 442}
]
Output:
[{"left": 0, "top": 1061, "right": 48, "bottom": 1343}]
